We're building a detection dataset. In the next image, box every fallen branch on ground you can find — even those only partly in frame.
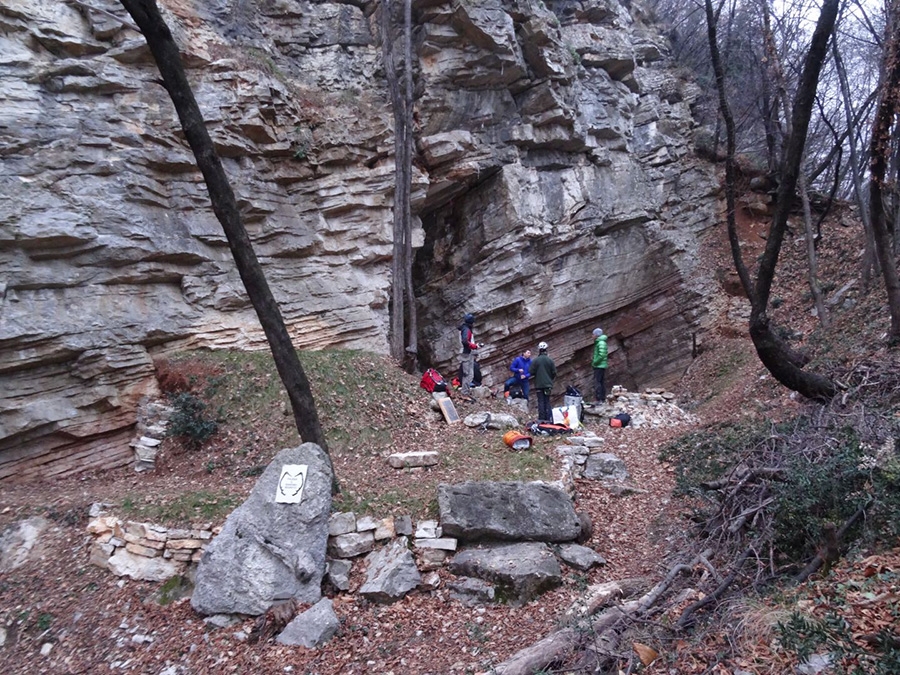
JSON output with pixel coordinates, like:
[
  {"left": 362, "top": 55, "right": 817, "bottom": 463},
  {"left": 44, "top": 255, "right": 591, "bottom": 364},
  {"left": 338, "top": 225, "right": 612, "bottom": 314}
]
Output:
[{"left": 490, "top": 553, "right": 710, "bottom": 675}]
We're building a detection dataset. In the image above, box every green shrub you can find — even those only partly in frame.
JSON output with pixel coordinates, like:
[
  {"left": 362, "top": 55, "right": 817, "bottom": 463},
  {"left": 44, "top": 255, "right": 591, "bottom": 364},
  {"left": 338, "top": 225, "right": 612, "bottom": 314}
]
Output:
[
  {"left": 658, "top": 422, "right": 768, "bottom": 496},
  {"left": 778, "top": 611, "right": 900, "bottom": 674},
  {"left": 772, "top": 430, "right": 900, "bottom": 564},
  {"left": 167, "top": 392, "right": 218, "bottom": 449}
]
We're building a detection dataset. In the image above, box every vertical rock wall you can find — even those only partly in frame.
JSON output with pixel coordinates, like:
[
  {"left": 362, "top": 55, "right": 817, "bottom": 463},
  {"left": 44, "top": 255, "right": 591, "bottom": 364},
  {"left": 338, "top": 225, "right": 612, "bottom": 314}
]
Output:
[
  {"left": 411, "top": 0, "right": 718, "bottom": 394},
  {"left": 0, "top": 0, "right": 718, "bottom": 479}
]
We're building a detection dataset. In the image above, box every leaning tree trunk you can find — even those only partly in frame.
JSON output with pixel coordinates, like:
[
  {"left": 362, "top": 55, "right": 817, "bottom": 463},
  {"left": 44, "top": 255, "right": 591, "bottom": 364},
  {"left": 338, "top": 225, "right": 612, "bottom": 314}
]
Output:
[
  {"left": 705, "top": 0, "right": 754, "bottom": 301},
  {"left": 869, "top": 0, "right": 900, "bottom": 343},
  {"left": 706, "top": 0, "right": 839, "bottom": 401},
  {"left": 749, "top": 0, "right": 839, "bottom": 400},
  {"left": 118, "top": 0, "right": 334, "bottom": 479}
]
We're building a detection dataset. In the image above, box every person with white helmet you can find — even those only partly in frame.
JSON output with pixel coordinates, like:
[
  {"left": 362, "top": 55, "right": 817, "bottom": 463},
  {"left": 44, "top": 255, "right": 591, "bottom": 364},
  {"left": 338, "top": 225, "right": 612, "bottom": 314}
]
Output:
[
  {"left": 458, "top": 313, "right": 478, "bottom": 396},
  {"left": 529, "top": 341, "right": 557, "bottom": 422}
]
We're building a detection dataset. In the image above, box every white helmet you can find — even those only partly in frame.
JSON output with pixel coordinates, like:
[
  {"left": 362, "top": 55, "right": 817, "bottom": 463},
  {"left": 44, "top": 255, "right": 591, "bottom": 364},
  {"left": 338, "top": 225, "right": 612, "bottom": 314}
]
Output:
[{"left": 538, "top": 341, "right": 548, "bottom": 351}]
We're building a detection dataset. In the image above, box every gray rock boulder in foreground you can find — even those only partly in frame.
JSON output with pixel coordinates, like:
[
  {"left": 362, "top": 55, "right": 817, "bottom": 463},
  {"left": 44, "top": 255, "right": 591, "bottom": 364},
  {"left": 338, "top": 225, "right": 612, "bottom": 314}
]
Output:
[
  {"left": 438, "top": 481, "right": 581, "bottom": 542},
  {"left": 449, "top": 543, "right": 562, "bottom": 606},
  {"left": 276, "top": 598, "right": 340, "bottom": 648},
  {"left": 358, "top": 536, "right": 421, "bottom": 603},
  {"left": 583, "top": 453, "right": 631, "bottom": 482},
  {"left": 191, "top": 444, "right": 332, "bottom": 616}
]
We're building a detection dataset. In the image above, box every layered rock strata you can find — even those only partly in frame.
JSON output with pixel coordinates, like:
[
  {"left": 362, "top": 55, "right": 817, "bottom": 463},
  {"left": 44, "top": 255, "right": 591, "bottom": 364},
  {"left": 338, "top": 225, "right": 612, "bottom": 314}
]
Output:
[{"left": 0, "top": 0, "right": 717, "bottom": 478}]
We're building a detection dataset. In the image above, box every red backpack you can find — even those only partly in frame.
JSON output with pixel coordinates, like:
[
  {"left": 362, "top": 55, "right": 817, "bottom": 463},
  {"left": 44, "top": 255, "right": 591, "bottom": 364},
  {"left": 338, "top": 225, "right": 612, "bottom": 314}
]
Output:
[{"left": 420, "top": 368, "right": 448, "bottom": 393}]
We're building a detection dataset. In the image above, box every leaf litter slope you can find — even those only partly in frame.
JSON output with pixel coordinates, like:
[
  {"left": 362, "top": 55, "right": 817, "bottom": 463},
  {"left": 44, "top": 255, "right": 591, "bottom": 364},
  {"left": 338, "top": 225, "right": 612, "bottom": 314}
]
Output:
[
  {"left": 0, "top": 345, "right": 693, "bottom": 674},
  {"left": 1, "top": 203, "right": 897, "bottom": 673}
]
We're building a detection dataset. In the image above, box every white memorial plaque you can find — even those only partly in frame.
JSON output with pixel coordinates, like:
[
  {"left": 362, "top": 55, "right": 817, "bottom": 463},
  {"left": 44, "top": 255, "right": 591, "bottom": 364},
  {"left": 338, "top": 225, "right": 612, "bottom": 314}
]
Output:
[{"left": 276, "top": 464, "right": 308, "bottom": 504}]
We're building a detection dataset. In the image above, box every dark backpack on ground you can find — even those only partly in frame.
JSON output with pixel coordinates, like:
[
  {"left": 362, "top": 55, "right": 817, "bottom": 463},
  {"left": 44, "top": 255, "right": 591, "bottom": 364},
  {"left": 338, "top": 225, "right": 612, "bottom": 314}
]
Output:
[
  {"left": 609, "top": 412, "right": 631, "bottom": 428},
  {"left": 420, "top": 368, "right": 447, "bottom": 393},
  {"left": 508, "top": 382, "right": 525, "bottom": 399}
]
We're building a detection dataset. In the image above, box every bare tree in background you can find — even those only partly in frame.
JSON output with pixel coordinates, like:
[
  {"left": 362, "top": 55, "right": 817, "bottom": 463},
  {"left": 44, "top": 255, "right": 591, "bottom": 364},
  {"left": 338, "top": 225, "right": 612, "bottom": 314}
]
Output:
[
  {"left": 834, "top": 36, "right": 878, "bottom": 283},
  {"left": 869, "top": 0, "right": 900, "bottom": 342},
  {"left": 118, "top": 0, "right": 335, "bottom": 482},
  {"left": 381, "top": 0, "right": 418, "bottom": 368},
  {"left": 705, "top": 0, "right": 840, "bottom": 400},
  {"left": 757, "top": 0, "right": 828, "bottom": 327}
]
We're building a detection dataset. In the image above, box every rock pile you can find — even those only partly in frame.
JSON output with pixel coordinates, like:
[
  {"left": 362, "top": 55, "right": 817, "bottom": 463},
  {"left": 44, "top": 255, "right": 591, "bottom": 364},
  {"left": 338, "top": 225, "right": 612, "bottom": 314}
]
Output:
[
  {"left": 87, "top": 516, "right": 213, "bottom": 582},
  {"left": 585, "top": 385, "right": 698, "bottom": 428},
  {"left": 130, "top": 398, "right": 172, "bottom": 473}
]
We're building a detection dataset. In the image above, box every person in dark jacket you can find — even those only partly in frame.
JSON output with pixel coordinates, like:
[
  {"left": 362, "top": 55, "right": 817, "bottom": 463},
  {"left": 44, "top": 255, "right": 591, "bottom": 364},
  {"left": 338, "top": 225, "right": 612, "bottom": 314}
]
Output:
[
  {"left": 529, "top": 342, "right": 557, "bottom": 422},
  {"left": 591, "top": 328, "right": 608, "bottom": 403},
  {"left": 458, "top": 313, "right": 478, "bottom": 395},
  {"left": 504, "top": 349, "right": 532, "bottom": 399}
]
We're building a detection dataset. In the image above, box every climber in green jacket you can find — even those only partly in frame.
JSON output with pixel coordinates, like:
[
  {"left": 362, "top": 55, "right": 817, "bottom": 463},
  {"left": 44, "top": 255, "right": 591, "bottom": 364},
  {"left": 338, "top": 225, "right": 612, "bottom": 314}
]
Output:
[{"left": 591, "top": 328, "right": 608, "bottom": 403}]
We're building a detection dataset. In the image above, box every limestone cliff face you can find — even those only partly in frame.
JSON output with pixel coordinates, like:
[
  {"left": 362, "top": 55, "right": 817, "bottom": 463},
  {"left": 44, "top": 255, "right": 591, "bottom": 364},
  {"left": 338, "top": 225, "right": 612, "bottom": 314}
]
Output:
[{"left": 0, "top": 0, "right": 717, "bottom": 478}]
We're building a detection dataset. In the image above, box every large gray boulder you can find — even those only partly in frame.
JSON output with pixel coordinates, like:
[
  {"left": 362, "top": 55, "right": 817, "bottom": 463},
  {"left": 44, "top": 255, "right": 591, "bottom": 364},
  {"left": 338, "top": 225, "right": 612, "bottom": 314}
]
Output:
[
  {"left": 449, "top": 543, "right": 562, "bottom": 606},
  {"left": 438, "top": 481, "right": 581, "bottom": 542},
  {"left": 191, "top": 444, "right": 332, "bottom": 616}
]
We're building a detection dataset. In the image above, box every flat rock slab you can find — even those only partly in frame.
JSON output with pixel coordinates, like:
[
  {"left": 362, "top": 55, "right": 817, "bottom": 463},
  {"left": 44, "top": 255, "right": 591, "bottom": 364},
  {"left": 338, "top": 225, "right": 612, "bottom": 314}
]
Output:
[
  {"left": 414, "top": 537, "right": 458, "bottom": 551},
  {"left": 449, "top": 543, "right": 562, "bottom": 606},
  {"left": 583, "top": 453, "right": 630, "bottom": 482},
  {"left": 463, "top": 412, "right": 520, "bottom": 429},
  {"left": 276, "top": 598, "right": 339, "bottom": 648},
  {"left": 448, "top": 577, "right": 496, "bottom": 606},
  {"left": 191, "top": 444, "right": 332, "bottom": 616},
  {"left": 557, "top": 543, "right": 607, "bottom": 571},
  {"left": 328, "top": 531, "right": 375, "bottom": 558},
  {"left": 107, "top": 548, "right": 184, "bottom": 582},
  {"left": 438, "top": 481, "right": 581, "bottom": 542},
  {"left": 388, "top": 451, "right": 439, "bottom": 468},
  {"left": 565, "top": 435, "right": 605, "bottom": 448}
]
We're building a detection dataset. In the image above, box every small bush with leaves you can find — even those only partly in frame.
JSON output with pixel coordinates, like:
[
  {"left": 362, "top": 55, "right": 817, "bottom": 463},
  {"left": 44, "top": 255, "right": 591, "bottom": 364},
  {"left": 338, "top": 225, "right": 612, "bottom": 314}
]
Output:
[
  {"left": 658, "top": 422, "right": 768, "bottom": 496},
  {"left": 772, "top": 425, "right": 900, "bottom": 566},
  {"left": 778, "top": 611, "right": 900, "bottom": 675},
  {"left": 154, "top": 357, "right": 223, "bottom": 396},
  {"left": 167, "top": 392, "right": 218, "bottom": 449}
]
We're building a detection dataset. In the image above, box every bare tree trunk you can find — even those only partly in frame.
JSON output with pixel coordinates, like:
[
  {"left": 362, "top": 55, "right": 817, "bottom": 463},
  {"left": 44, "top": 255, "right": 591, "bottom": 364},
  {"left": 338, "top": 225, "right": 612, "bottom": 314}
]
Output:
[
  {"left": 402, "top": 0, "right": 418, "bottom": 365},
  {"left": 118, "top": 0, "right": 334, "bottom": 479},
  {"left": 890, "top": 120, "right": 900, "bottom": 255},
  {"left": 834, "top": 38, "right": 878, "bottom": 284},
  {"left": 759, "top": 0, "right": 785, "bottom": 163},
  {"left": 869, "top": 0, "right": 900, "bottom": 342},
  {"left": 381, "top": 0, "right": 406, "bottom": 362},
  {"left": 706, "top": 0, "right": 839, "bottom": 400},
  {"left": 798, "top": 172, "right": 830, "bottom": 327},
  {"left": 705, "top": 0, "right": 755, "bottom": 301},
  {"left": 381, "top": 0, "right": 417, "bottom": 367}
]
